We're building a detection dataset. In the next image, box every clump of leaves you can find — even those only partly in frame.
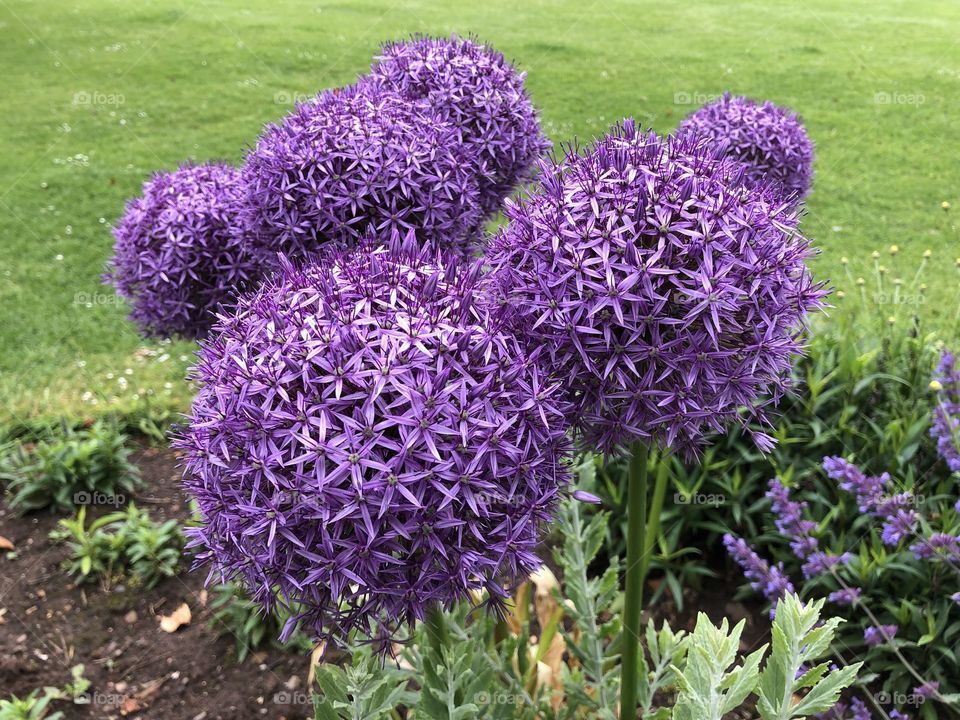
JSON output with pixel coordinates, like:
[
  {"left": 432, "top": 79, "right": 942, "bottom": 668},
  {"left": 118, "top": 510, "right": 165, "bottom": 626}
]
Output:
[
  {"left": 0, "top": 690, "right": 64, "bottom": 720},
  {"left": 0, "top": 665, "right": 89, "bottom": 720},
  {"left": 672, "top": 594, "right": 860, "bottom": 720},
  {"left": 49, "top": 504, "right": 183, "bottom": 588},
  {"left": 308, "top": 494, "right": 859, "bottom": 719},
  {"left": 209, "top": 582, "right": 314, "bottom": 661},
  {"left": 0, "top": 420, "right": 141, "bottom": 514}
]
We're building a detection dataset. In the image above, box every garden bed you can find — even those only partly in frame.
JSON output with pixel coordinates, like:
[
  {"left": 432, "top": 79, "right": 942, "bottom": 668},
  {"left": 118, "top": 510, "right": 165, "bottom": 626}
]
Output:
[
  {"left": 0, "top": 446, "right": 310, "bottom": 720},
  {"left": 1, "top": 445, "right": 769, "bottom": 719}
]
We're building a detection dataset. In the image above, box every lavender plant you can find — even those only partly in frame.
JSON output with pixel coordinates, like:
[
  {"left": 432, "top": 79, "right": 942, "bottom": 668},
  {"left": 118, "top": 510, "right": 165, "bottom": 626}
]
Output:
[
  {"left": 104, "top": 162, "right": 256, "bottom": 339},
  {"left": 178, "top": 232, "right": 572, "bottom": 649},
  {"left": 483, "top": 119, "right": 826, "bottom": 715},
  {"left": 369, "top": 34, "right": 551, "bottom": 216},
  {"left": 241, "top": 83, "right": 483, "bottom": 266},
  {"left": 931, "top": 350, "right": 960, "bottom": 471},
  {"left": 678, "top": 93, "right": 815, "bottom": 199},
  {"left": 725, "top": 448, "right": 960, "bottom": 718}
]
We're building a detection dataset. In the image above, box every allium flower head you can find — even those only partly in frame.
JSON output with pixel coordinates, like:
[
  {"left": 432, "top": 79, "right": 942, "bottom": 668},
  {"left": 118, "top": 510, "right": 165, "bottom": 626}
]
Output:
[
  {"left": 241, "top": 84, "right": 482, "bottom": 267},
  {"left": 104, "top": 162, "right": 256, "bottom": 339},
  {"left": 370, "top": 34, "right": 551, "bottom": 215},
  {"left": 177, "top": 231, "right": 571, "bottom": 647},
  {"left": 678, "top": 93, "right": 815, "bottom": 199},
  {"left": 484, "top": 121, "right": 826, "bottom": 455}
]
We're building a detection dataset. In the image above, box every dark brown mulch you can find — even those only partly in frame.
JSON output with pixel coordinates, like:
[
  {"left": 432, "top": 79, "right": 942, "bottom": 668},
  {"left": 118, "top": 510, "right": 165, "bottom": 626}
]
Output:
[{"left": 0, "top": 445, "right": 312, "bottom": 720}]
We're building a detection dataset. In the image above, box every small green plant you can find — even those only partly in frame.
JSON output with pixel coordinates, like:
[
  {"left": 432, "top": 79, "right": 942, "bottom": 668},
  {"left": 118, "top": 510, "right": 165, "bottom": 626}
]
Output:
[
  {"left": 0, "top": 691, "right": 64, "bottom": 720},
  {"left": 311, "top": 654, "right": 416, "bottom": 719},
  {"left": 209, "top": 582, "right": 314, "bottom": 661},
  {"left": 50, "top": 504, "right": 183, "bottom": 588},
  {"left": 671, "top": 594, "right": 860, "bottom": 720},
  {"left": 0, "top": 665, "right": 89, "bottom": 720},
  {"left": 0, "top": 420, "right": 141, "bottom": 514}
]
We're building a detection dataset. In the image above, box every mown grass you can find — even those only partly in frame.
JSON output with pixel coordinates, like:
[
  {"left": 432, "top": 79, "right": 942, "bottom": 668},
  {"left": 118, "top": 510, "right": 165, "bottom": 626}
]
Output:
[{"left": 1, "top": 0, "right": 958, "bottom": 423}]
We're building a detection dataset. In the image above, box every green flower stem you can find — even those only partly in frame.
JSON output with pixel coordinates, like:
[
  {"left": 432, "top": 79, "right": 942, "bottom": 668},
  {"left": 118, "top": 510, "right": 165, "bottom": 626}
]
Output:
[
  {"left": 641, "top": 459, "right": 670, "bottom": 581},
  {"left": 620, "top": 440, "right": 649, "bottom": 718}
]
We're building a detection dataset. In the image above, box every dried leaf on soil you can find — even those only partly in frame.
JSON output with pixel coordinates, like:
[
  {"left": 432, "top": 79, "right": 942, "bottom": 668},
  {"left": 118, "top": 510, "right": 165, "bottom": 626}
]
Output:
[{"left": 159, "top": 602, "right": 191, "bottom": 633}]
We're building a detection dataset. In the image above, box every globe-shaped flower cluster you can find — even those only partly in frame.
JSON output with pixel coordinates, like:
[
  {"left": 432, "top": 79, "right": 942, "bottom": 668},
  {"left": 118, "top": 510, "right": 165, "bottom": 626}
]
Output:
[
  {"left": 483, "top": 121, "right": 827, "bottom": 456},
  {"left": 241, "top": 84, "right": 483, "bottom": 266},
  {"left": 678, "top": 93, "right": 815, "bottom": 199},
  {"left": 370, "top": 35, "right": 551, "bottom": 216},
  {"left": 104, "top": 162, "right": 256, "bottom": 339},
  {"left": 177, "top": 232, "right": 571, "bottom": 645}
]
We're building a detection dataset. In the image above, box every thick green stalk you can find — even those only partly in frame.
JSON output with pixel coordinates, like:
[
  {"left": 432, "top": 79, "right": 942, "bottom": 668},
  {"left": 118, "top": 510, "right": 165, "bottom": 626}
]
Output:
[
  {"left": 641, "top": 460, "right": 670, "bottom": 581},
  {"left": 620, "top": 441, "right": 649, "bottom": 719}
]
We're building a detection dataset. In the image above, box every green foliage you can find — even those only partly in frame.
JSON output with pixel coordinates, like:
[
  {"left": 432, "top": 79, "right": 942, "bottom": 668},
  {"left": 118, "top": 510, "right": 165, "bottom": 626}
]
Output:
[
  {"left": 49, "top": 504, "right": 183, "bottom": 588},
  {"left": 671, "top": 594, "right": 858, "bottom": 720},
  {"left": 0, "top": 420, "right": 141, "bottom": 514},
  {"left": 551, "top": 484, "right": 620, "bottom": 717},
  {"left": 0, "top": 691, "right": 63, "bottom": 720},
  {"left": 208, "top": 582, "right": 314, "bottom": 661},
  {"left": 311, "top": 655, "right": 415, "bottom": 720},
  {"left": 671, "top": 615, "right": 765, "bottom": 720},
  {"left": 755, "top": 595, "right": 860, "bottom": 720},
  {"left": 579, "top": 452, "right": 714, "bottom": 611},
  {"left": 309, "top": 496, "right": 858, "bottom": 719},
  {"left": 0, "top": 665, "right": 89, "bottom": 720},
  {"left": 638, "top": 621, "right": 687, "bottom": 719}
]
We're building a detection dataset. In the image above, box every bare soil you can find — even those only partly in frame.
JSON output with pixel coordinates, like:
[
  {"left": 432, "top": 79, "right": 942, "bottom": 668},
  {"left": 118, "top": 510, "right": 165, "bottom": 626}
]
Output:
[{"left": 0, "top": 445, "right": 312, "bottom": 720}]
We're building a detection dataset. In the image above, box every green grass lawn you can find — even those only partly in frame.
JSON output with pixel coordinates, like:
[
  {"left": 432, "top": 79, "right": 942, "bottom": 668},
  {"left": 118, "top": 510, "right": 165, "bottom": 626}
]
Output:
[{"left": 1, "top": 0, "right": 958, "bottom": 424}]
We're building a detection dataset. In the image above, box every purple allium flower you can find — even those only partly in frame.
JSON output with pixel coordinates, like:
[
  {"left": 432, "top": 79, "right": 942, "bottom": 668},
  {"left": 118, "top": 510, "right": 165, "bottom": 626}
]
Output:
[
  {"left": 484, "top": 122, "right": 826, "bottom": 456},
  {"left": 864, "top": 624, "right": 898, "bottom": 647},
  {"left": 177, "top": 232, "right": 572, "bottom": 647},
  {"left": 822, "top": 457, "right": 888, "bottom": 512},
  {"left": 910, "top": 532, "right": 960, "bottom": 562},
  {"left": 913, "top": 681, "right": 940, "bottom": 700},
  {"left": 828, "top": 587, "right": 862, "bottom": 606},
  {"left": 241, "top": 84, "right": 482, "bottom": 269},
  {"left": 931, "top": 350, "right": 960, "bottom": 471},
  {"left": 572, "top": 489, "right": 602, "bottom": 505},
  {"left": 723, "top": 533, "right": 795, "bottom": 610},
  {"left": 951, "top": 591, "right": 960, "bottom": 604},
  {"left": 104, "top": 162, "right": 256, "bottom": 339},
  {"left": 678, "top": 93, "right": 815, "bottom": 199},
  {"left": 369, "top": 34, "right": 551, "bottom": 215}
]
